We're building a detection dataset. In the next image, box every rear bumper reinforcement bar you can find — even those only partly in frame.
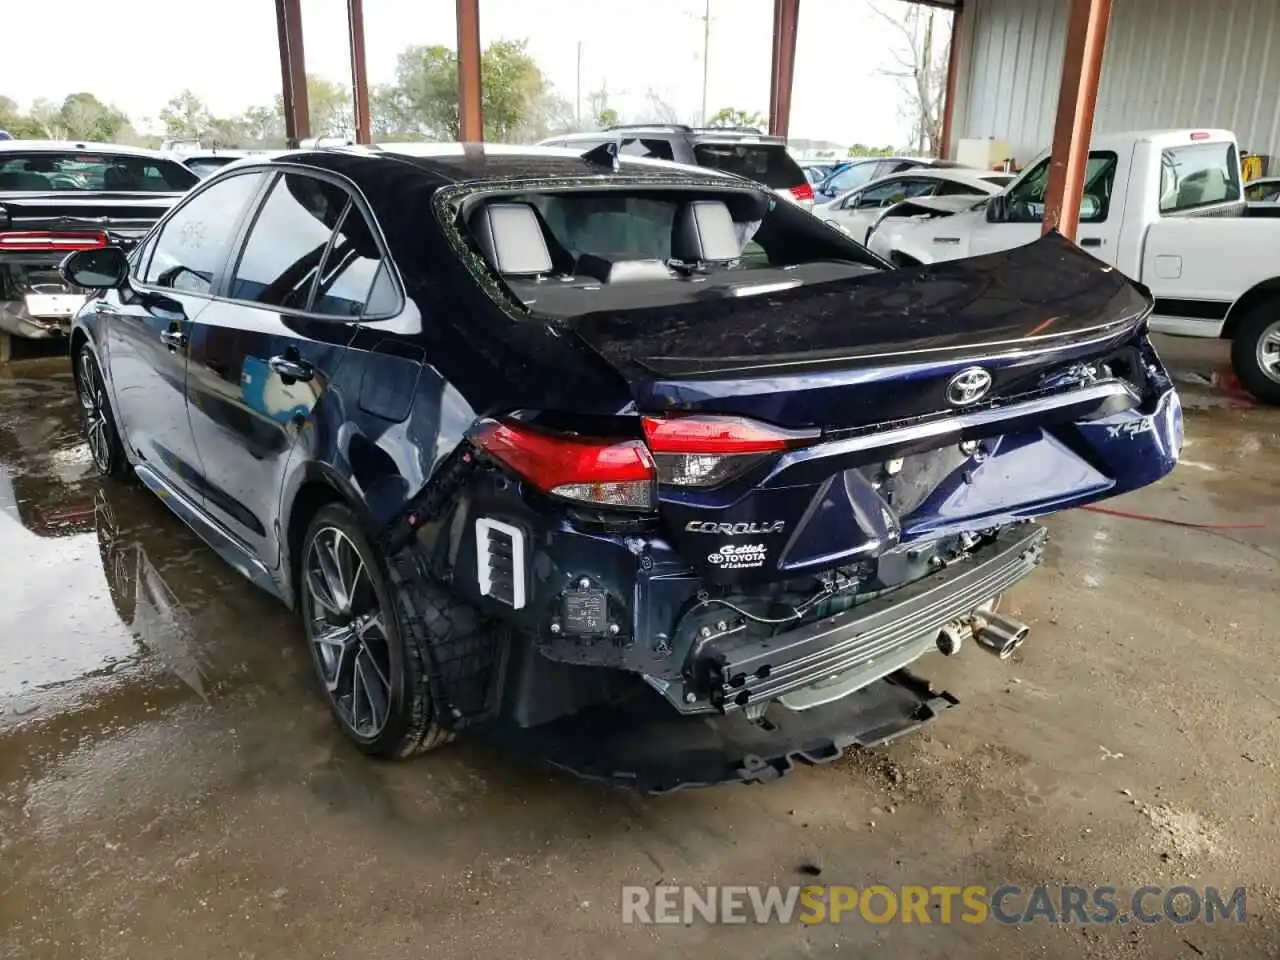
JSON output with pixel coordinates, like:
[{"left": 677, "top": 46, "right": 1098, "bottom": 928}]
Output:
[{"left": 697, "top": 522, "right": 1047, "bottom": 712}]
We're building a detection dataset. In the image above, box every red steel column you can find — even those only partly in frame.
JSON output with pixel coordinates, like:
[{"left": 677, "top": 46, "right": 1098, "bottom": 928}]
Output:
[
  {"left": 275, "top": 0, "right": 310, "bottom": 146},
  {"left": 768, "top": 0, "right": 799, "bottom": 139},
  {"left": 938, "top": 6, "right": 962, "bottom": 160},
  {"left": 1042, "top": 0, "right": 1113, "bottom": 240},
  {"left": 347, "top": 0, "right": 372, "bottom": 144},
  {"left": 456, "top": 0, "right": 483, "bottom": 141}
]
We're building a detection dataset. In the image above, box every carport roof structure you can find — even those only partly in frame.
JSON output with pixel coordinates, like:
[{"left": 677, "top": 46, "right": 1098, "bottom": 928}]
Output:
[{"left": 272, "top": 0, "right": 1107, "bottom": 241}]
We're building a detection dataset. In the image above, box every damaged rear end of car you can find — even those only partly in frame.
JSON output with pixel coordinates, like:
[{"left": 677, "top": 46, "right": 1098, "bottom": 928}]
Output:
[{"left": 382, "top": 175, "right": 1181, "bottom": 792}]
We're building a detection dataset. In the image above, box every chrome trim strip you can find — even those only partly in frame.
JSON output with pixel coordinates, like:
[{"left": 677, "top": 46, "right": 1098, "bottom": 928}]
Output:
[{"left": 807, "top": 380, "right": 1138, "bottom": 459}]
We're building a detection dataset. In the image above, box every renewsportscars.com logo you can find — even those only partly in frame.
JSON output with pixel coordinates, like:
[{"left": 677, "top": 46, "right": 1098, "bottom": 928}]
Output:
[{"left": 621, "top": 884, "right": 1248, "bottom": 926}]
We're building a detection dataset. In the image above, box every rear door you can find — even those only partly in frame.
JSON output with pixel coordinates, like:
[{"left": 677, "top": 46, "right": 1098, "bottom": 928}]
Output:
[
  {"left": 103, "top": 170, "right": 267, "bottom": 506},
  {"left": 184, "top": 169, "right": 391, "bottom": 566}
]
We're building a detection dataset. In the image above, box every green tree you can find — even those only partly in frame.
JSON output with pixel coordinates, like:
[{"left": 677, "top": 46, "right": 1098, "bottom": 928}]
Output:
[
  {"left": 274, "top": 74, "right": 353, "bottom": 140},
  {"left": 373, "top": 39, "right": 551, "bottom": 141},
  {"left": 0, "top": 96, "right": 43, "bottom": 138},
  {"left": 159, "top": 90, "right": 212, "bottom": 139},
  {"left": 58, "top": 92, "right": 128, "bottom": 141},
  {"left": 707, "top": 107, "right": 765, "bottom": 129}
]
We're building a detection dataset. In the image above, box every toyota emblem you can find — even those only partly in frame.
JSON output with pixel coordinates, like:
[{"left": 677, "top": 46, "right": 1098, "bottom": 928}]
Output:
[{"left": 946, "top": 367, "right": 993, "bottom": 406}]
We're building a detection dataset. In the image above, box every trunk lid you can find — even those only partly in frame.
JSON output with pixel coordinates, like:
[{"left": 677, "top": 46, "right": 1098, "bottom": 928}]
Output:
[
  {"left": 1, "top": 193, "right": 179, "bottom": 247},
  {"left": 570, "top": 235, "right": 1160, "bottom": 586},
  {"left": 568, "top": 233, "right": 1150, "bottom": 430}
]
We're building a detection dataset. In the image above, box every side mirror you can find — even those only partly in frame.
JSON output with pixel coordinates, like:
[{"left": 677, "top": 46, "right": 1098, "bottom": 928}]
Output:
[
  {"left": 1079, "top": 195, "right": 1101, "bottom": 220},
  {"left": 985, "top": 195, "right": 1008, "bottom": 223},
  {"left": 61, "top": 246, "right": 129, "bottom": 290}
]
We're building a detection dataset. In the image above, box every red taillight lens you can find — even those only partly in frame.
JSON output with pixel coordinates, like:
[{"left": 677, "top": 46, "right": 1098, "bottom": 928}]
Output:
[
  {"left": 472, "top": 420, "right": 656, "bottom": 511},
  {"left": 790, "top": 183, "right": 815, "bottom": 203},
  {"left": 642, "top": 415, "right": 819, "bottom": 488},
  {"left": 0, "top": 230, "right": 108, "bottom": 252}
]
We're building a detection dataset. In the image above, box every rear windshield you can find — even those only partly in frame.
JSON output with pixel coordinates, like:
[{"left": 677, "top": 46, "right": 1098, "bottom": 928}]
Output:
[
  {"left": 1159, "top": 141, "right": 1241, "bottom": 214},
  {"left": 459, "top": 187, "right": 881, "bottom": 319},
  {"left": 692, "top": 142, "right": 806, "bottom": 189},
  {"left": 185, "top": 157, "right": 237, "bottom": 178},
  {"left": 0, "top": 152, "right": 198, "bottom": 192}
]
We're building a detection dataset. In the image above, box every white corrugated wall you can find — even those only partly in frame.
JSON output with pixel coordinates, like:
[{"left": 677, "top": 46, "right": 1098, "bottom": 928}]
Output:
[{"left": 950, "top": 0, "right": 1280, "bottom": 167}]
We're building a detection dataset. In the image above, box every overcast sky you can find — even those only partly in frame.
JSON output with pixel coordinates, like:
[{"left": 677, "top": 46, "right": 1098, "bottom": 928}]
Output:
[{"left": 2, "top": 0, "right": 947, "bottom": 147}]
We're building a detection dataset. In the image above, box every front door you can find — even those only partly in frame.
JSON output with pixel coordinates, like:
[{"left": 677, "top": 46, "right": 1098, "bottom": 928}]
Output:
[
  {"left": 184, "top": 171, "right": 392, "bottom": 566},
  {"left": 102, "top": 171, "right": 267, "bottom": 505}
]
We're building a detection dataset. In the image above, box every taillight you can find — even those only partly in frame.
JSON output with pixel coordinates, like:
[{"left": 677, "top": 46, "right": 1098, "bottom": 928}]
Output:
[
  {"left": 472, "top": 420, "right": 656, "bottom": 511},
  {"left": 0, "top": 230, "right": 108, "bottom": 252},
  {"left": 790, "top": 183, "right": 815, "bottom": 203},
  {"left": 642, "top": 415, "right": 819, "bottom": 488}
]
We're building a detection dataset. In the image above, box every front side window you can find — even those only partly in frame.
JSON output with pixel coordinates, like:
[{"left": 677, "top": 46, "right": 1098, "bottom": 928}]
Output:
[
  {"left": 142, "top": 172, "right": 266, "bottom": 295},
  {"left": 230, "top": 173, "right": 350, "bottom": 310},
  {"left": 823, "top": 161, "right": 878, "bottom": 194},
  {"left": 852, "top": 177, "right": 935, "bottom": 208},
  {"left": 1005, "top": 152, "right": 1118, "bottom": 223},
  {"left": 1159, "top": 142, "right": 1241, "bottom": 213}
]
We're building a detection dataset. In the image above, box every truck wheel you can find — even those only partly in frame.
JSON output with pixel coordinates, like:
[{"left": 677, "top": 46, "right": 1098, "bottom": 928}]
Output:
[
  {"left": 300, "top": 503, "right": 452, "bottom": 758},
  {"left": 1230, "top": 304, "right": 1280, "bottom": 404},
  {"left": 76, "top": 346, "right": 129, "bottom": 479}
]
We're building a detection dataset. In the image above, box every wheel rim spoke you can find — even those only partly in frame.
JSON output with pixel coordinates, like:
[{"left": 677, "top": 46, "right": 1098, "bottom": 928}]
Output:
[
  {"left": 1256, "top": 322, "right": 1280, "bottom": 381},
  {"left": 304, "top": 527, "right": 393, "bottom": 740}
]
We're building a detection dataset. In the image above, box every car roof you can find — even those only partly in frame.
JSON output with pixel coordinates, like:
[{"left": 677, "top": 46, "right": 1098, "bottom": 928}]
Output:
[
  {"left": 247, "top": 142, "right": 743, "bottom": 189},
  {"left": 0, "top": 139, "right": 178, "bottom": 160}
]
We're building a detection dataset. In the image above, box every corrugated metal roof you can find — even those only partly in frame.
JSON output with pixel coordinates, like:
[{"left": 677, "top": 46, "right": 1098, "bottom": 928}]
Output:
[{"left": 952, "top": 0, "right": 1280, "bottom": 167}]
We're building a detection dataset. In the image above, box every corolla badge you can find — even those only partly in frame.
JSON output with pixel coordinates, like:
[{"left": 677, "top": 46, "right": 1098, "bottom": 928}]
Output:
[{"left": 946, "top": 366, "right": 993, "bottom": 406}]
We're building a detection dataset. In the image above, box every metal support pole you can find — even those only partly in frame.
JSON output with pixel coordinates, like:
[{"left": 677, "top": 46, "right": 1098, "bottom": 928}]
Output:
[
  {"left": 1042, "top": 0, "right": 1112, "bottom": 240},
  {"left": 456, "top": 0, "right": 483, "bottom": 142},
  {"left": 768, "top": 0, "right": 799, "bottom": 139},
  {"left": 939, "top": 7, "right": 962, "bottom": 160},
  {"left": 275, "top": 0, "right": 310, "bottom": 147},
  {"left": 347, "top": 0, "right": 371, "bottom": 144}
]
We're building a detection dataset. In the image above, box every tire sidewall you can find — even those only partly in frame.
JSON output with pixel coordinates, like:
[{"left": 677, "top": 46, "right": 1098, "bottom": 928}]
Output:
[
  {"left": 300, "top": 503, "right": 426, "bottom": 756},
  {"left": 1231, "top": 305, "right": 1280, "bottom": 404},
  {"left": 76, "top": 345, "right": 127, "bottom": 477}
]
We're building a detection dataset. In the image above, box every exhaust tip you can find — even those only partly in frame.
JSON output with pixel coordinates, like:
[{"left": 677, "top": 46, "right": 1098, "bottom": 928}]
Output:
[
  {"left": 936, "top": 623, "right": 966, "bottom": 656},
  {"left": 974, "top": 612, "right": 1030, "bottom": 660}
]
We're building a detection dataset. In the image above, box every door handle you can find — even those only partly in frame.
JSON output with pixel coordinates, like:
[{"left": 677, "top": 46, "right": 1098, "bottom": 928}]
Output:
[
  {"left": 95, "top": 302, "right": 121, "bottom": 316},
  {"left": 1080, "top": 237, "right": 1103, "bottom": 248},
  {"left": 159, "top": 328, "right": 187, "bottom": 351},
  {"left": 268, "top": 355, "right": 315, "bottom": 383}
]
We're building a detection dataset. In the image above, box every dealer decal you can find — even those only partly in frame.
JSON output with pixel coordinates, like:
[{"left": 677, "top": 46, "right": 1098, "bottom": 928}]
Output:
[{"left": 707, "top": 543, "right": 768, "bottom": 570}]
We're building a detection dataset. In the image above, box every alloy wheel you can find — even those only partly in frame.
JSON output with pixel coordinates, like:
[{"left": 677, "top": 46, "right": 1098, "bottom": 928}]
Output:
[
  {"left": 78, "top": 356, "right": 111, "bottom": 472},
  {"left": 1255, "top": 319, "right": 1280, "bottom": 385},
  {"left": 302, "top": 526, "right": 394, "bottom": 740}
]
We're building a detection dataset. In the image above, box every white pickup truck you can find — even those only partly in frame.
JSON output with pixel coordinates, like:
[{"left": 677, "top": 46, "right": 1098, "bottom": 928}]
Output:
[{"left": 866, "top": 129, "right": 1280, "bottom": 403}]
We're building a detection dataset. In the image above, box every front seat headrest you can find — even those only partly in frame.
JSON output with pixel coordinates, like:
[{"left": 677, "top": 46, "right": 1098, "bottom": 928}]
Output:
[
  {"left": 671, "top": 200, "right": 741, "bottom": 263},
  {"left": 469, "top": 202, "right": 553, "bottom": 277}
]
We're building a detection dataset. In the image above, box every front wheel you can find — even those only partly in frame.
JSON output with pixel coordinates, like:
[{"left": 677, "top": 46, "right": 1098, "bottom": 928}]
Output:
[
  {"left": 1230, "top": 303, "right": 1280, "bottom": 405},
  {"left": 75, "top": 346, "right": 129, "bottom": 479},
  {"left": 299, "top": 504, "right": 451, "bottom": 758}
]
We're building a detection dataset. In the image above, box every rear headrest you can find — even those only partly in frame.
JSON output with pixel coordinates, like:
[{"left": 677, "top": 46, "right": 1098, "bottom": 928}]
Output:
[
  {"left": 671, "top": 200, "right": 741, "bottom": 263},
  {"left": 469, "top": 202, "right": 553, "bottom": 277}
]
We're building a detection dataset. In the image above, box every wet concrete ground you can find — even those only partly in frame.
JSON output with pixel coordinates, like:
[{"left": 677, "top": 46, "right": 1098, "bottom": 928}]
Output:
[{"left": 1, "top": 337, "right": 1277, "bottom": 959}]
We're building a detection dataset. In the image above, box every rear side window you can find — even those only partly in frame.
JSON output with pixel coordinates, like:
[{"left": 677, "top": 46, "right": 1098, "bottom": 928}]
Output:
[
  {"left": 1245, "top": 180, "right": 1280, "bottom": 203},
  {"left": 936, "top": 179, "right": 990, "bottom": 197},
  {"left": 1159, "top": 142, "right": 1241, "bottom": 214},
  {"left": 619, "top": 138, "right": 675, "bottom": 161},
  {"left": 822, "top": 161, "right": 879, "bottom": 194},
  {"left": 692, "top": 142, "right": 805, "bottom": 188},
  {"left": 311, "top": 204, "right": 388, "bottom": 318},
  {"left": 230, "top": 173, "right": 351, "bottom": 310},
  {"left": 142, "top": 172, "right": 266, "bottom": 294},
  {"left": 0, "top": 151, "right": 197, "bottom": 192}
]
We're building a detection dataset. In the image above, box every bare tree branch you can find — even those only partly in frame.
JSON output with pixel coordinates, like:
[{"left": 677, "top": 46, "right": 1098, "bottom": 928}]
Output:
[{"left": 869, "top": 0, "right": 951, "bottom": 156}]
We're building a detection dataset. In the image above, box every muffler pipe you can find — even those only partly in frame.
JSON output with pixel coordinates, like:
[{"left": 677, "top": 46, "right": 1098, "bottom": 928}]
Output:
[{"left": 974, "top": 612, "right": 1030, "bottom": 660}]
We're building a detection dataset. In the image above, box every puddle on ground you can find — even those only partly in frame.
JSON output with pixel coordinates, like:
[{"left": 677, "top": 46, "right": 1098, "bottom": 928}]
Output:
[{"left": 0, "top": 373, "right": 298, "bottom": 725}]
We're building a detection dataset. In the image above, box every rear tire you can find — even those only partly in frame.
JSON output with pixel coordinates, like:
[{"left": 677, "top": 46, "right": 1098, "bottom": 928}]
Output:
[
  {"left": 1229, "top": 302, "right": 1280, "bottom": 405},
  {"left": 299, "top": 503, "right": 451, "bottom": 758},
  {"left": 75, "top": 346, "right": 129, "bottom": 479}
]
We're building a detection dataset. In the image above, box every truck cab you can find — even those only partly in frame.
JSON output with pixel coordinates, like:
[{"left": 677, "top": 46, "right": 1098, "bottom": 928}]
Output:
[{"left": 872, "top": 130, "right": 1280, "bottom": 402}]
